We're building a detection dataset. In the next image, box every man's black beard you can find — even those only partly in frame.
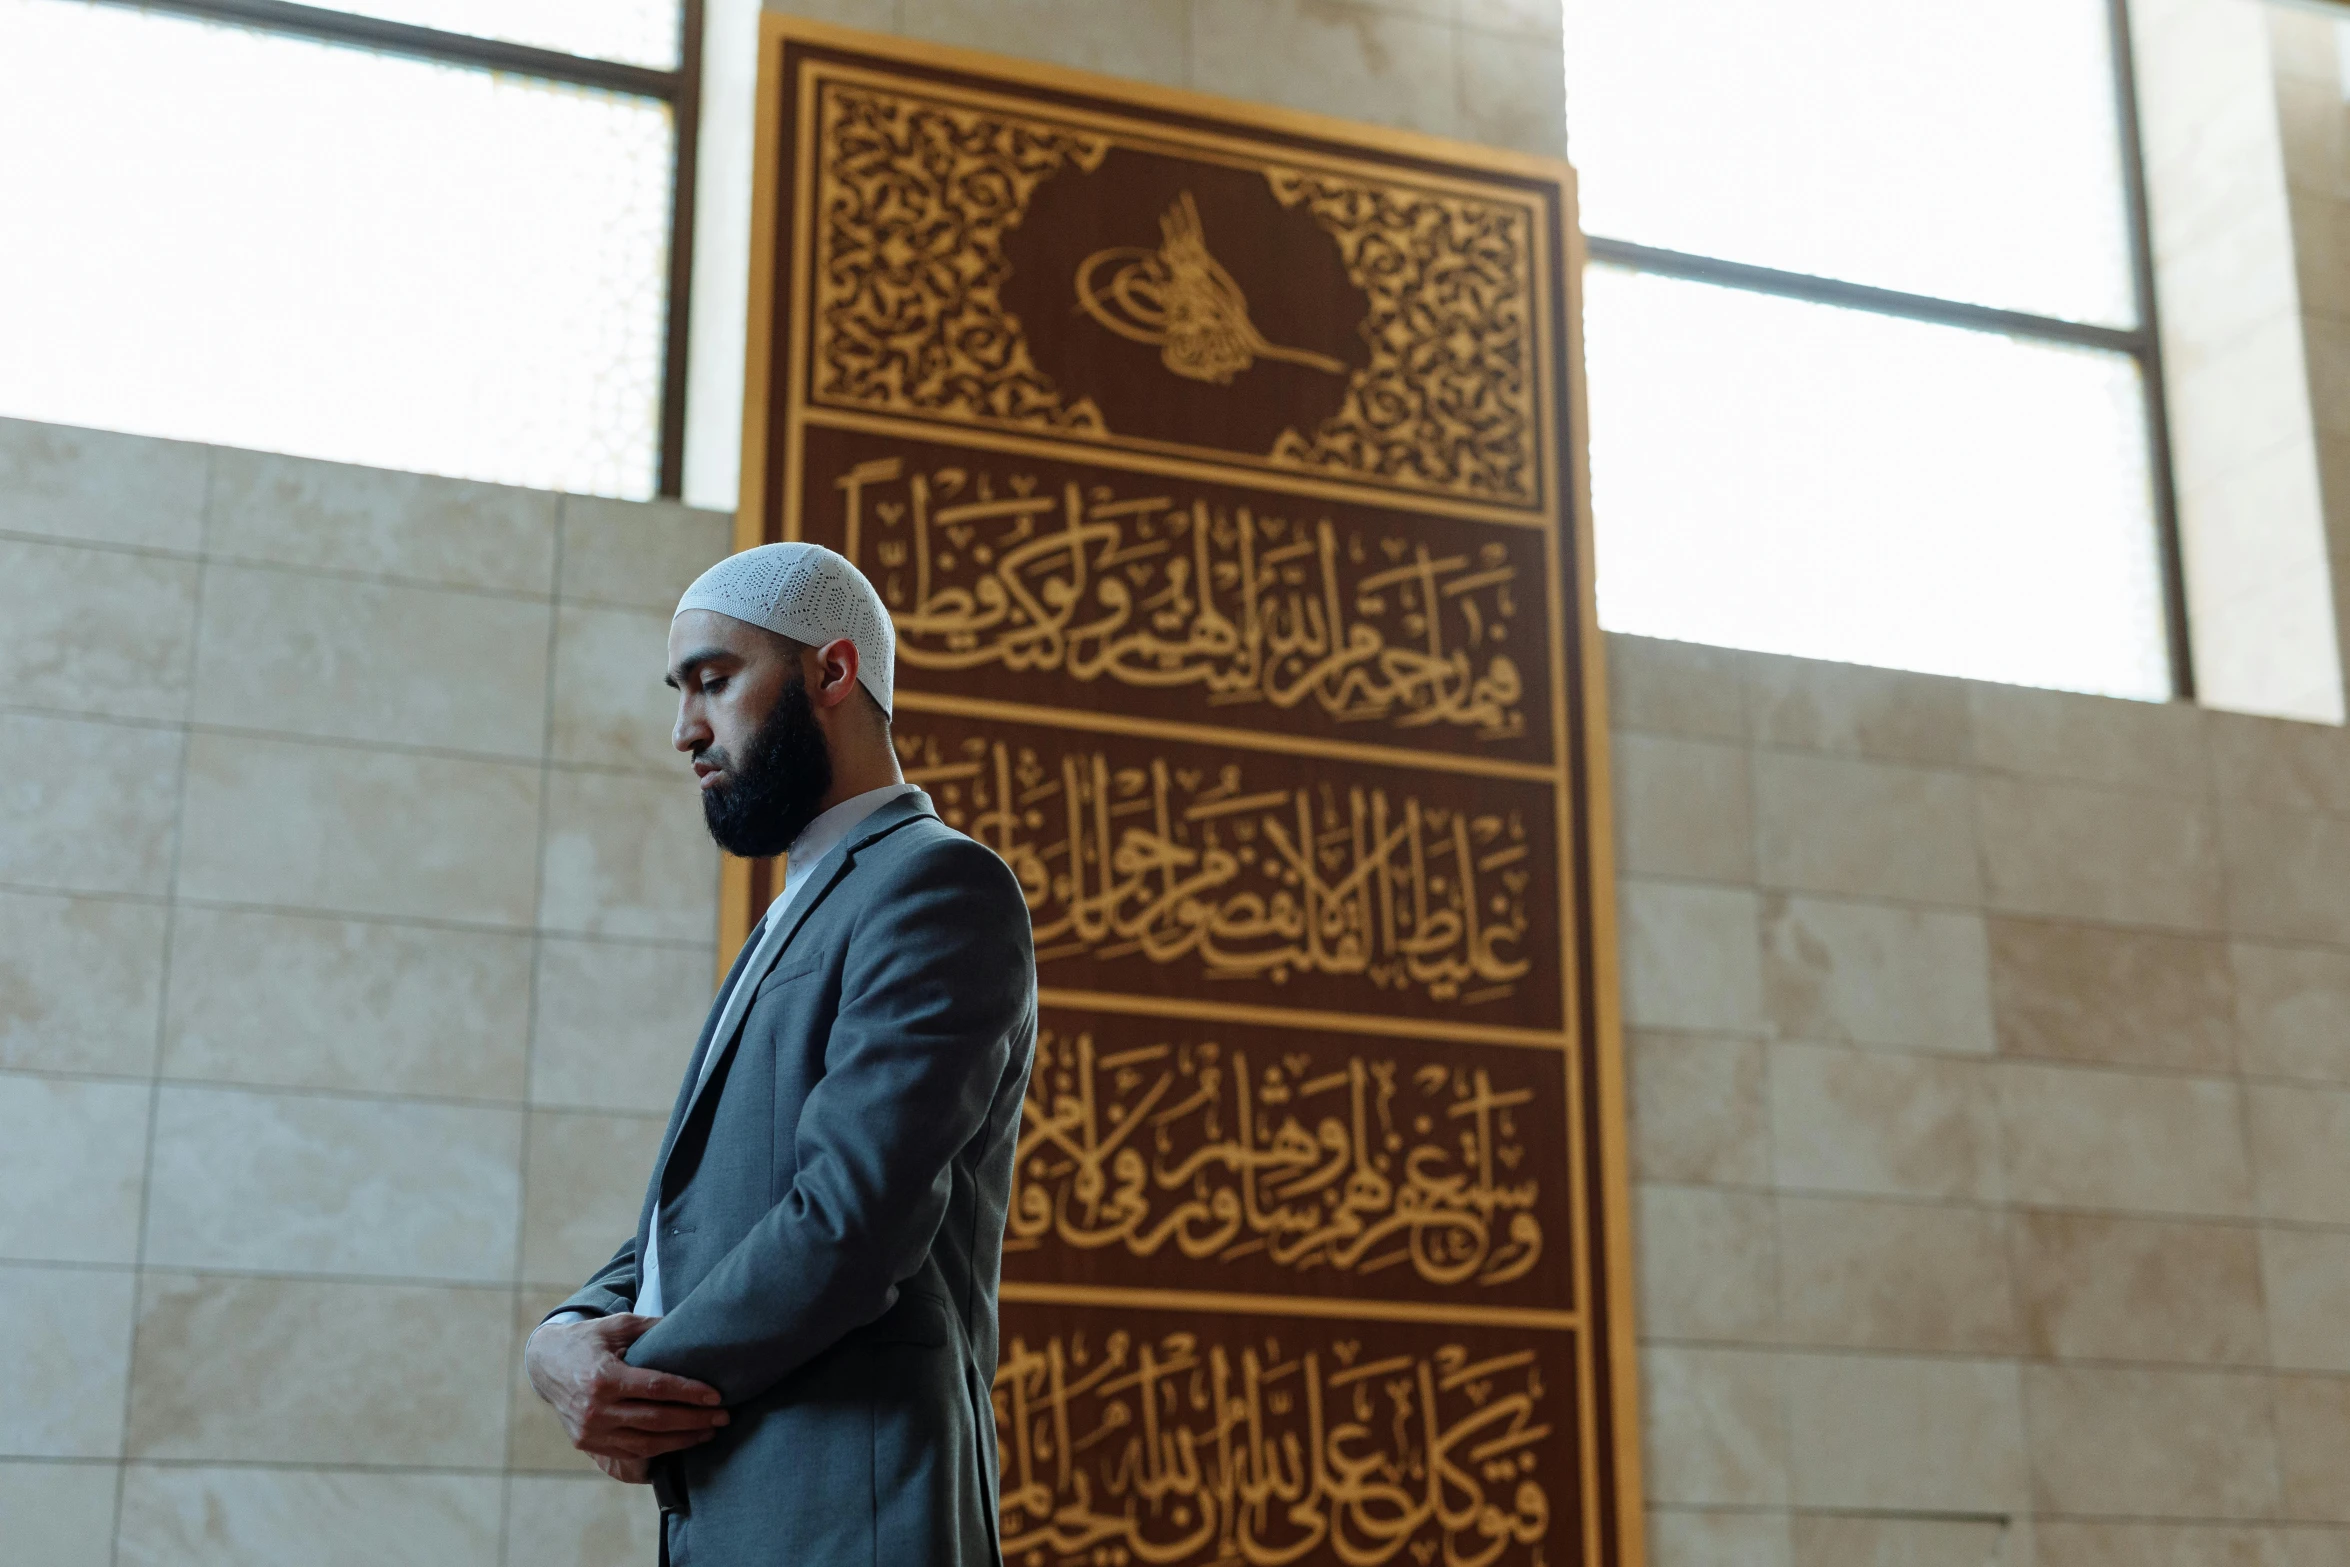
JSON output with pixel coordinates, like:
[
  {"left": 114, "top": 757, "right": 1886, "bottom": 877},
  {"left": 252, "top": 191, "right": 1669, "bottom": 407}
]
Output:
[{"left": 700, "top": 673, "right": 833, "bottom": 858}]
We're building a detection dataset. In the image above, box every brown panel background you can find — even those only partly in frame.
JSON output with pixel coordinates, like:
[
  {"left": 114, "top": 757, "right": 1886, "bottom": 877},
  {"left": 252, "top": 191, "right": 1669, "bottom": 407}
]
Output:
[{"left": 737, "top": 18, "right": 1640, "bottom": 1564}]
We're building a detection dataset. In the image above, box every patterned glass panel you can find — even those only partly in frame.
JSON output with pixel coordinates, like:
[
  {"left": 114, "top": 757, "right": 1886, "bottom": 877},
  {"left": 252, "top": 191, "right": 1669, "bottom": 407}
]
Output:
[
  {"left": 316, "top": 0, "right": 682, "bottom": 68},
  {"left": 1565, "top": 0, "right": 2137, "bottom": 327},
  {"left": 1586, "top": 267, "right": 2170, "bottom": 701},
  {"left": 0, "top": 0, "right": 672, "bottom": 498}
]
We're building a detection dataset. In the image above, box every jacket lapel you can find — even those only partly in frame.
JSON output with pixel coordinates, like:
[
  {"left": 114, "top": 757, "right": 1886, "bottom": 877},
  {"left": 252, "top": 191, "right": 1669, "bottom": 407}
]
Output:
[{"left": 659, "top": 792, "right": 937, "bottom": 1169}]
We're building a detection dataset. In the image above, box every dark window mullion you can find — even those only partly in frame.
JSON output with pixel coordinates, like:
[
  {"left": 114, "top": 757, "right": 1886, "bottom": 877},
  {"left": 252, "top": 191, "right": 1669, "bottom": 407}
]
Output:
[
  {"left": 656, "top": 0, "right": 703, "bottom": 498},
  {"left": 2108, "top": 0, "right": 2195, "bottom": 700},
  {"left": 1583, "top": 237, "right": 2149, "bottom": 357}
]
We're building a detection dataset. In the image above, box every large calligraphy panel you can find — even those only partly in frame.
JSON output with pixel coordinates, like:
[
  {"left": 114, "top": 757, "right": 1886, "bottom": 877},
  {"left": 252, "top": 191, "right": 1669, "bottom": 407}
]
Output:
[{"left": 741, "top": 19, "right": 1641, "bottom": 1566}]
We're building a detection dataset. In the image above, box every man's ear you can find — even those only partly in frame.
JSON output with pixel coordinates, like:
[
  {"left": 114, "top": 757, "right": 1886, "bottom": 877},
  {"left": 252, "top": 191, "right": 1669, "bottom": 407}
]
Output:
[{"left": 808, "top": 637, "right": 863, "bottom": 710}]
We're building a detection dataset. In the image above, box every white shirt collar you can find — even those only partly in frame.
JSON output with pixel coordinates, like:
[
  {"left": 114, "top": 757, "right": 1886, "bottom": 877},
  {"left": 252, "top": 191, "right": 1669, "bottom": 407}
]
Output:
[{"left": 771, "top": 781, "right": 924, "bottom": 907}]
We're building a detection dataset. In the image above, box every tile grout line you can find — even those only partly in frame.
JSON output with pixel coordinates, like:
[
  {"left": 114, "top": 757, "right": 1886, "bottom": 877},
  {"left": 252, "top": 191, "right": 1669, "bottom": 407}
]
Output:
[
  {"left": 2205, "top": 686, "right": 2295, "bottom": 1497},
  {"left": 106, "top": 447, "right": 219, "bottom": 1567},
  {"left": 497, "top": 503, "right": 572, "bottom": 1567}
]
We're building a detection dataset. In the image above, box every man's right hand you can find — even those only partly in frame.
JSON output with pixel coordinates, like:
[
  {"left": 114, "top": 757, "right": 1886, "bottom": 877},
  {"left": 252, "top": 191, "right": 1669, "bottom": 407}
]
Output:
[{"left": 524, "top": 1314, "right": 728, "bottom": 1476}]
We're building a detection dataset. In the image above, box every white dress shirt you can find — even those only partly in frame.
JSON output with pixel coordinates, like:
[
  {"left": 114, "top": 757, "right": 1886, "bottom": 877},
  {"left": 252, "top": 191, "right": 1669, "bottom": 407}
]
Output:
[{"left": 544, "top": 781, "right": 923, "bottom": 1334}]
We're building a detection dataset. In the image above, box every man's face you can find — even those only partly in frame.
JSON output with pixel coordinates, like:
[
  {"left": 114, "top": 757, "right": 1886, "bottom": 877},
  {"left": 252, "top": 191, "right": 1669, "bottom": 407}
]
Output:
[{"left": 666, "top": 609, "right": 833, "bottom": 857}]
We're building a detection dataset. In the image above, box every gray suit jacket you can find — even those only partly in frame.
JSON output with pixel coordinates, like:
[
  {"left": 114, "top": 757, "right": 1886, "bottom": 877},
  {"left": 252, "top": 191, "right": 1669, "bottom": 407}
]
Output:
[{"left": 551, "top": 794, "right": 1036, "bottom": 1566}]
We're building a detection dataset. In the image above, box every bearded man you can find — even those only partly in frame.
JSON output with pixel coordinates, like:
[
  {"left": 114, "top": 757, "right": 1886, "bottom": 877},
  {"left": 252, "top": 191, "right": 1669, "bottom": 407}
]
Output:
[{"left": 524, "top": 544, "right": 1037, "bottom": 1567}]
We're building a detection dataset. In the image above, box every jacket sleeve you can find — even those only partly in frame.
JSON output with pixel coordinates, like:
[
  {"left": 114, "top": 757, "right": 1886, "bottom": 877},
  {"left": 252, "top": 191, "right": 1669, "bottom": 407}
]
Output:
[{"left": 621, "top": 834, "right": 1032, "bottom": 1404}]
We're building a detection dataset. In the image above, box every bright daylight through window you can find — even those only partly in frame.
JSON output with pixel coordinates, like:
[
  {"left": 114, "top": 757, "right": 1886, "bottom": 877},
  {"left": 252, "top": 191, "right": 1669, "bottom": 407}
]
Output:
[
  {"left": 1565, "top": 0, "right": 2179, "bottom": 701},
  {"left": 0, "top": 0, "right": 682, "bottom": 499}
]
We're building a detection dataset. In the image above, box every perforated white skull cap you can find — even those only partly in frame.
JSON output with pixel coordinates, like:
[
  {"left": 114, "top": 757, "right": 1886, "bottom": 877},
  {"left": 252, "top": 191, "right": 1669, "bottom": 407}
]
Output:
[{"left": 673, "top": 543, "right": 896, "bottom": 714}]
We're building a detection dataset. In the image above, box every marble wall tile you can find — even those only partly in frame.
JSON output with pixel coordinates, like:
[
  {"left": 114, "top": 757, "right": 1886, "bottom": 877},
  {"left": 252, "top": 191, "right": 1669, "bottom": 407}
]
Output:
[
  {"left": 0, "top": 889, "right": 167, "bottom": 1075},
  {"left": 2169, "top": 316, "right": 2318, "bottom": 495},
  {"left": 0, "top": 712, "right": 181, "bottom": 896},
  {"left": 520, "top": 1111, "right": 667, "bottom": 1288},
  {"left": 2249, "top": 1082, "right": 2350, "bottom": 1224},
  {"left": 0, "top": 1074, "right": 149, "bottom": 1265},
  {"left": 0, "top": 538, "right": 198, "bottom": 721},
  {"left": 2265, "top": 1228, "right": 2350, "bottom": 1372},
  {"left": 903, "top": 0, "right": 1190, "bottom": 84},
  {"left": 2024, "top": 1365, "right": 2281, "bottom": 1518},
  {"left": 1776, "top": 1195, "right": 2016, "bottom": 1354},
  {"left": 1761, "top": 894, "right": 1994, "bottom": 1055},
  {"left": 1611, "top": 734, "right": 1752, "bottom": 882},
  {"left": 1647, "top": 1509, "right": 1792, "bottom": 1567},
  {"left": 2289, "top": 1526, "right": 2350, "bottom": 1567},
  {"left": 2224, "top": 806, "right": 2350, "bottom": 946},
  {"left": 1996, "top": 1063, "right": 2252, "bottom": 1218},
  {"left": 191, "top": 565, "right": 551, "bottom": 758},
  {"left": 1977, "top": 775, "right": 2225, "bottom": 930},
  {"left": 1988, "top": 917, "right": 2237, "bottom": 1072},
  {"left": 2270, "top": 3, "right": 2341, "bottom": 83},
  {"left": 177, "top": 733, "right": 541, "bottom": 926},
  {"left": 538, "top": 768, "right": 719, "bottom": 943},
  {"left": 0, "top": 417, "right": 208, "bottom": 552},
  {"left": 127, "top": 1273, "right": 508, "bottom": 1466},
  {"left": 2209, "top": 714, "right": 2350, "bottom": 822},
  {"left": 531, "top": 937, "right": 712, "bottom": 1114},
  {"left": 162, "top": 907, "right": 531, "bottom": 1099},
  {"left": 2011, "top": 1211, "right": 2268, "bottom": 1365},
  {"left": 1746, "top": 656, "right": 1971, "bottom": 766},
  {"left": 1626, "top": 1031, "right": 1771, "bottom": 1186},
  {"left": 1603, "top": 633, "right": 1746, "bottom": 742},
  {"left": 1634, "top": 1185, "right": 1777, "bottom": 1342},
  {"left": 550, "top": 604, "right": 679, "bottom": 772},
  {"left": 1191, "top": 0, "right": 1460, "bottom": 138},
  {"left": 1455, "top": 23, "right": 1568, "bottom": 158},
  {"left": 1968, "top": 680, "right": 2206, "bottom": 793},
  {"left": 0, "top": 1460, "right": 120, "bottom": 1567},
  {"left": 1638, "top": 1346, "right": 1787, "bottom": 1506},
  {"left": 2276, "top": 1376, "right": 2350, "bottom": 1522},
  {"left": 0, "top": 1264, "right": 135, "bottom": 1457},
  {"left": 1459, "top": 0, "right": 1562, "bottom": 40},
  {"left": 504, "top": 1475, "right": 663, "bottom": 1567},
  {"left": 115, "top": 1467, "right": 503, "bottom": 1567},
  {"left": 508, "top": 1288, "right": 594, "bottom": 1474},
  {"left": 1782, "top": 1353, "right": 2026, "bottom": 1512},
  {"left": 1770, "top": 1042, "right": 2002, "bottom": 1202},
  {"left": 207, "top": 450, "right": 557, "bottom": 594},
  {"left": 557, "top": 495, "right": 729, "bottom": 612},
  {"left": 1790, "top": 1515, "right": 2024, "bottom": 1567},
  {"left": 1752, "top": 752, "right": 1979, "bottom": 905},
  {"left": 2034, "top": 1520, "right": 2295, "bottom": 1567},
  {"left": 1617, "top": 880, "right": 1764, "bottom": 1034},
  {"left": 143, "top": 1086, "right": 523, "bottom": 1282}
]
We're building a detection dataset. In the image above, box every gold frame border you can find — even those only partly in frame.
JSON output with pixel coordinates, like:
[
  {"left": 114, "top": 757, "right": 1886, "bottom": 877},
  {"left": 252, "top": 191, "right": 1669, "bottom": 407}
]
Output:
[{"left": 731, "top": 17, "right": 1647, "bottom": 1565}]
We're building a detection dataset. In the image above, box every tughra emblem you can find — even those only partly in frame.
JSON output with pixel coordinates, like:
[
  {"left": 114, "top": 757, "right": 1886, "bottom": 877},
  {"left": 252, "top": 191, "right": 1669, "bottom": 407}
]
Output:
[{"left": 1075, "top": 192, "right": 1349, "bottom": 385}]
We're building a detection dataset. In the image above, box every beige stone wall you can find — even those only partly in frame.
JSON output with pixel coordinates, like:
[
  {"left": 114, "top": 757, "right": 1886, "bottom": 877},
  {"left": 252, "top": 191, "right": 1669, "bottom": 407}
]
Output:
[
  {"left": 19, "top": 410, "right": 2350, "bottom": 1564},
  {"left": 0, "top": 416, "right": 727, "bottom": 1565},
  {"left": 1612, "top": 632, "right": 2350, "bottom": 1565}
]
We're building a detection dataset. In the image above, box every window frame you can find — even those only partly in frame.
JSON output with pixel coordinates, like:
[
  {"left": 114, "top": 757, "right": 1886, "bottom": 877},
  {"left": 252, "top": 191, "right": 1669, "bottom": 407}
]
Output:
[
  {"left": 1579, "top": 0, "right": 2193, "bottom": 698},
  {"left": 93, "top": 0, "right": 705, "bottom": 499}
]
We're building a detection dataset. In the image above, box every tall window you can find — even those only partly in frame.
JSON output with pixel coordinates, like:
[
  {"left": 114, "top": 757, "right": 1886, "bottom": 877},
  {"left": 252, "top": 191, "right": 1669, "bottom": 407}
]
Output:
[
  {"left": 1566, "top": 0, "right": 2184, "bottom": 701},
  {"left": 0, "top": 0, "right": 702, "bottom": 499}
]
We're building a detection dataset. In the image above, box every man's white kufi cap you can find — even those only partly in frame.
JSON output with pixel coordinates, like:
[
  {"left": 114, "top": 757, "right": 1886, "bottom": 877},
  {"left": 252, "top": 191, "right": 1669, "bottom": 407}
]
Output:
[{"left": 673, "top": 543, "right": 896, "bottom": 714}]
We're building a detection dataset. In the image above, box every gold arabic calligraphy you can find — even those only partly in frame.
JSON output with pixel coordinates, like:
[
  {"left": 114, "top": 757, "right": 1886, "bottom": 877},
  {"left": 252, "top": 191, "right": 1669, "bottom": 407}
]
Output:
[
  {"left": 1076, "top": 192, "right": 1349, "bottom": 385},
  {"left": 839, "top": 457, "right": 1529, "bottom": 742},
  {"left": 995, "top": 1325, "right": 1556, "bottom": 1567},
  {"left": 1012, "top": 1028, "right": 1543, "bottom": 1288},
  {"left": 897, "top": 729, "right": 1536, "bottom": 1004}
]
